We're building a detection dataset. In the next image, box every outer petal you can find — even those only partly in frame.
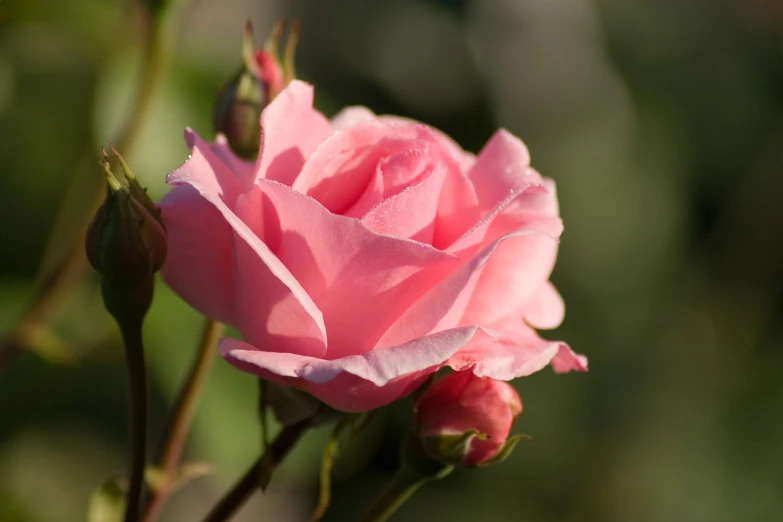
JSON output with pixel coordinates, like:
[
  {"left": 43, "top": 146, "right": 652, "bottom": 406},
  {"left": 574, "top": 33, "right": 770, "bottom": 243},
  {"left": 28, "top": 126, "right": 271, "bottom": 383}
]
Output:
[
  {"left": 209, "top": 133, "right": 256, "bottom": 187},
  {"left": 220, "top": 326, "right": 494, "bottom": 412},
  {"left": 160, "top": 185, "right": 234, "bottom": 323},
  {"left": 523, "top": 281, "right": 566, "bottom": 330},
  {"left": 165, "top": 137, "right": 328, "bottom": 358},
  {"left": 330, "top": 106, "right": 376, "bottom": 131},
  {"left": 448, "top": 338, "right": 567, "bottom": 380},
  {"left": 459, "top": 229, "right": 560, "bottom": 327},
  {"left": 234, "top": 180, "right": 460, "bottom": 360},
  {"left": 480, "top": 315, "right": 588, "bottom": 375},
  {"left": 253, "top": 80, "right": 332, "bottom": 186},
  {"left": 175, "top": 128, "right": 248, "bottom": 206},
  {"left": 468, "top": 129, "right": 537, "bottom": 212}
]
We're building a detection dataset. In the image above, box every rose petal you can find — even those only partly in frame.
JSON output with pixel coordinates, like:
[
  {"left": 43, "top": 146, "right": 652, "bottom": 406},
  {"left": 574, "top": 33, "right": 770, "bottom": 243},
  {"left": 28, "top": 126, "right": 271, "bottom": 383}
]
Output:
[
  {"left": 448, "top": 337, "right": 567, "bottom": 380},
  {"left": 377, "top": 227, "right": 557, "bottom": 350},
  {"left": 220, "top": 326, "right": 494, "bottom": 412},
  {"left": 481, "top": 315, "right": 588, "bottom": 375},
  {"left": 446, "top": 183, "right": 560, "bottom": 259},
  {"left": 234, "top": 180, "right": 460, "bottom": 360},
  {"left": 210, "top": 133, "right": 256, "bottom": 186},
  {"left": 253, "top": 80, "right": 332, "bottom": 186},
  {"left": 468, "top": 129, "right": 556, "bottom": 215},
  {"left": 167, "top": 128, "right": 248, "bottom": 207},
  {"left": 460, "top": 230, "right": 560, "bottom": 327},
  {"left": 330, "top": 106, "right": 377, "bottom": 131},
  {"left": 293, "top": 121, "right": 446, "bottom": 215},
  {"left": 165, "top": 139, "right": 328, "bottom": 358},
  {"left": 360, "top": 160, "right": 446, "bottom": 243},
  {"left": 524, "top": 281, "right": 566, "bottom": 330},
  {"left": 160, "top": 185, "right": 234, "bottom": 323}
]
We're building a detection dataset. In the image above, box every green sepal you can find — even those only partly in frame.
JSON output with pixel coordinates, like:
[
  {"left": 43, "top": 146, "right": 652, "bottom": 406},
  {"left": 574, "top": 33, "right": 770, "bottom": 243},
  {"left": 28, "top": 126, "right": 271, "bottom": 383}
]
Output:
[
  {"left": 477, "top": 434, "right": 530, "bottom": 467},
  {"left": 420, "top": 429, "right": 486, "bottom": 467}
]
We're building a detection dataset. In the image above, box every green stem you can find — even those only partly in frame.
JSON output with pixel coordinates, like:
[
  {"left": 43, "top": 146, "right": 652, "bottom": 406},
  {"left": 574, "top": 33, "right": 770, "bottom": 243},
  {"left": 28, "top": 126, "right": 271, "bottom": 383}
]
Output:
[
  {"left": 359, "top": 470, "right": 429, "bottom": 522},
  {"left": 118, "top": 315, "right": 148, "bottom": 522},
  {"left": 311, "top": 420, "right": 349, "bottom": 521},
  {"left": 201, "top": 421, "right": 310, "bottom": 522},
  {"left": 361, "top": 434, "right": 454, "bottom": 522},
  {"left": 141, "top": 319, "right": 223, "bottom": 522},
  {"left": 0, "top": 2, "right": 169, "bottom": 375}
]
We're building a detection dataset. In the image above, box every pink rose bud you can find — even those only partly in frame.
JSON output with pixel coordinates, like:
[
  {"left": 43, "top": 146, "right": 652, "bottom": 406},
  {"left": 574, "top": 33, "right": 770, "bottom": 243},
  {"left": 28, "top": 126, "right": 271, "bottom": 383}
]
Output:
[
  {"left": 212, "top": 20, "right": 293, "bottom": 159},
  {"left": 414, "top": 371, "right": 523, "bottom": 467}
]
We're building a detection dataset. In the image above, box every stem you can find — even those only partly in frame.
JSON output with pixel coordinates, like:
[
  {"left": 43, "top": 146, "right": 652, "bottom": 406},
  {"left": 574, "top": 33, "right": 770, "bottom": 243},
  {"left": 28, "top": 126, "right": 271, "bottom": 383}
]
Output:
[
  {"left": 359, "top": 470, "right": 428, "bottom": 522},
  {"left": 141, "top": 319, "right": 224, "bottom": 522},
  {"left": 201, "top": 421, "right": 310, "bottom": 522},
  {"left": 0, "top": 4, "right": 168, "bottom": 374},
  {"left": 311, "top": 420, "right": 349, "bottom": 521},
  {"left": 119, "top": 316, "right": 148, "bottom": 522}
]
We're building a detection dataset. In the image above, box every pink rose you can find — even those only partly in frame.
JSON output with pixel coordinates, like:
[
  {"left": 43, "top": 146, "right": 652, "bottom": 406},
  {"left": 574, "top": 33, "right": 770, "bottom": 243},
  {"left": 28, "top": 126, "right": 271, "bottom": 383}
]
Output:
[
  {"left": 160, "top": 80, "right": 586, "bottom": 413},
  {"left": 414, "top": 371, "right": 522, "bottom": 467}
]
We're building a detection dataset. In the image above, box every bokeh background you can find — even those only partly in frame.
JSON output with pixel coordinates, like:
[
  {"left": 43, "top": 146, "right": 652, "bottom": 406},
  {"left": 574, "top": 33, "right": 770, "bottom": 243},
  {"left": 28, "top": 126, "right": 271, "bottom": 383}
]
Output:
[{"left": 2, "top": 0, "right": 783, "bottom": 520}]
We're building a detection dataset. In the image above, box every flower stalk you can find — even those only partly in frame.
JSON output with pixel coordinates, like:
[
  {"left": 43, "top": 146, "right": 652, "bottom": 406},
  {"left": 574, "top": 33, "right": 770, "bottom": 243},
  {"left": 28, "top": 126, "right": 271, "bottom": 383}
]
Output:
[
  {"left": 201, "top": 420, "right": 311, "bottom": 522},
  {"left": 360, "top": 434, "right": 453, "bottom": 522}
]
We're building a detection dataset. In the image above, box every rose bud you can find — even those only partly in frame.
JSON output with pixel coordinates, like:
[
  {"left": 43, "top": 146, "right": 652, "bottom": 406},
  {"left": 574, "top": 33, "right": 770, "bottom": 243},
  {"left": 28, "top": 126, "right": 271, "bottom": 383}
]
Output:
[
  {"left": 212, "top": 20, "right": 297, "bottom": 159},
  {"left": 414, "top": 371, "right": 524, "bottom": 467},
  {"left": 86, "top": 146, "right": 167, "bottom": 321}
]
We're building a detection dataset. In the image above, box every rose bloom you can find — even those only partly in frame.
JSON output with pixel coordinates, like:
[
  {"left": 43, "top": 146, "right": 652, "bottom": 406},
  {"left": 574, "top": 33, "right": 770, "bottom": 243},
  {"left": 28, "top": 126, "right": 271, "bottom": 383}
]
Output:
[
  {"left": 415, "top": 371, "right": 522, "bottom": 467},
  {"left": 160, "top": 80, "right": 587, "bottom": 412}
]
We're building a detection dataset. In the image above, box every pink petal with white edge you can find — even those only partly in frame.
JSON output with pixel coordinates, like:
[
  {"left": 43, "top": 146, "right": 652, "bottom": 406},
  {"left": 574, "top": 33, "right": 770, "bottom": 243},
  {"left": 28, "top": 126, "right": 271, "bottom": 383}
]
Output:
[
  {"left": 524, "top": 281, "right": 566, "bottom": 330},
  {"left": 165, "top": 138, "right": 328, "bottom": 358},
  {"left": 253, "top": 80, "right": 332, "bottom": 186},
  {"left": 235, "top": 180, "right": 460, "bottom": 359},
  {"left": 220, "top": 326, "right": 495, "bottom": 412}
]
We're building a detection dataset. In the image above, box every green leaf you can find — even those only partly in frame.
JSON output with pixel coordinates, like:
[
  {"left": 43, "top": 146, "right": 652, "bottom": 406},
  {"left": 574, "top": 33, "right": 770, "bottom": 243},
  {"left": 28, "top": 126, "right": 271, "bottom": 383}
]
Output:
[{"left": 87, "top": 478, "right": 125, "bottom": 522}]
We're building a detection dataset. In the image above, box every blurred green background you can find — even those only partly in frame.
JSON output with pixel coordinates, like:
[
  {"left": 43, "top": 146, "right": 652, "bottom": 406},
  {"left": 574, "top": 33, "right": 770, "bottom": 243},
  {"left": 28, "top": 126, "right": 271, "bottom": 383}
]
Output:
[{"left": 2, "top": 0, "right": 783, "bottom": 520}]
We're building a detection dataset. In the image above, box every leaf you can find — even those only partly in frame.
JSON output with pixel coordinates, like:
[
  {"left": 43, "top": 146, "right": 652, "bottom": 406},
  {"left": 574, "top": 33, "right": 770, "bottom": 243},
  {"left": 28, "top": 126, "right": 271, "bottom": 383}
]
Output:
[{"left": 87, "top": 478, "right": 125, "bottom": 522}]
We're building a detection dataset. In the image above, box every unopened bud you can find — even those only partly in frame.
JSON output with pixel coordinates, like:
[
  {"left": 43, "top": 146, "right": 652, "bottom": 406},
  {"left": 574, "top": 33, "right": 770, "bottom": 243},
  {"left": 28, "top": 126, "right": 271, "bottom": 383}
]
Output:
[
  {"left": 86, "top": 146, "right": 167, "bottom": 283},
  {"left": 414, "top": 371, "right": 523, "bottom": 467},
  {"left": 213, "top": 19, "right": 299, "bottom": 159}
]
